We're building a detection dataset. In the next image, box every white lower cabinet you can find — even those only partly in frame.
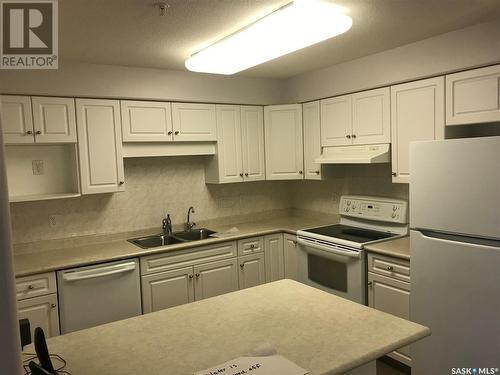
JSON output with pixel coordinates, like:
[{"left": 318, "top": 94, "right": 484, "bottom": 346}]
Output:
[
  {"left": 194, "top": 259, "right": 239, "bottom": 300},
  {"left": 367, "top": 253, "right": 411, "bottom": 366},
  {"left": 141, "top": 267, "right": 195, "bottom": 314},
  {"left": 283, "top": 234, "right": 300, "bottom": 281},
  {"left": 17, "top": 294, "right": 60, "bottom": 338},
  {"left": 238, "top": 253, "right": 266, "bottom": 290},
  {"left": 264, "top": 233, "right": 285, "bottom": 282}
]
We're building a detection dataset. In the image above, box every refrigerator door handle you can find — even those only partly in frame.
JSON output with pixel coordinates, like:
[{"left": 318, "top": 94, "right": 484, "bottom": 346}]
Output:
[
  {"left": 419, "top": 230, "right": 500, "bottom": 248},
  {"left": 62, "top": 262, "right": 136, "bottom": 282}
]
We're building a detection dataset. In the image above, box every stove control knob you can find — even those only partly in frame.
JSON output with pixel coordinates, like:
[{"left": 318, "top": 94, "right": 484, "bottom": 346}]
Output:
[
  {"left": 393, "top": 205, "right": 397, "bottom": 211},
  {"left": 345, "top": 207, "right": 350, "bottom": 212},
  {"left": 391, "top": 213, "right": 397, "bottom": 218},
  {"left": 346, "top": 201, "right": 351, "bottom": 206}
]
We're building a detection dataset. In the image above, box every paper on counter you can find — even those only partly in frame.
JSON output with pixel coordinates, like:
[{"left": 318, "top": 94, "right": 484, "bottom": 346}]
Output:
[
  {"left": 194, "top": 355, "right": 308, "bottom": 375},
  {"left": 211, "top": 227, "right": 240, "bottom": 238}
]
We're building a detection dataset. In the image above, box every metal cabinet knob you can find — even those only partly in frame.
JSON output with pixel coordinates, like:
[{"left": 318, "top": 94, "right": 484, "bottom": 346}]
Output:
[
  {"left": 352, "top": 134, "right": 357, "bottom": 139},
  {"left": 26, "top": 130, "right": 33, "bottom": 135},
  {"left": 119, "top": 181, "right": 125, "bottom": 185},
  {"left": 367, "top": 281, "right": 373, "bottom": 286},
  {"left": 346, "top": 135, "right": 351, "bottom": 139},
  {"left": 387, "top": 266, "right": 394, "bottom": 271},
  {"left": 315, "top": 170, "right": 320, "bottom": 175},
  {"left": 292, "top": 241, "right": 298, "bottom": 246},
  {"left": 245, "top": 173, "right": 249, "bottom": 177},
  {"left": 27, "top": 285, "right": 34, "bottom": 290},
  {"left": 240, "top": 263, "right": 245, "bottom": 269},
  {"left": 174, "top": 131, "right": 179, "bottom": 135},
  {"left": 35, "top": 130, "right": 42, "bottom": 135},
  {"left": 50, "top": 303, "right": 57, "bottom": 309},
  {"left": 391, "top": 172, "right": 397, "bottom": 177},
  {"left": 167, "top": 131, "right": 173, "bottom": 135},
  {"left": 195, "top": 273, "right": 200, "bottom": 278},
  {"left": 250, "top": 244, "right": 255, "bottom": 249},
  {"left": 299, "top": 170, "right": 303, "bottom": 175},
  {"left": 189, "top": 274, "right": 194, "bottom": 279}
]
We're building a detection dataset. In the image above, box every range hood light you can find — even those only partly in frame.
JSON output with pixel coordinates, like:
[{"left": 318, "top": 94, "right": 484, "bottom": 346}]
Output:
[{"left": 185, "top": 0, "right": 352, "bottom": 75}]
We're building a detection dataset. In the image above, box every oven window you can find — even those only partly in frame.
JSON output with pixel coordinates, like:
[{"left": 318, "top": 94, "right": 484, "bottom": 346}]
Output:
[{"left": 308, "top": 254, "right": 347, "bottom": 292}]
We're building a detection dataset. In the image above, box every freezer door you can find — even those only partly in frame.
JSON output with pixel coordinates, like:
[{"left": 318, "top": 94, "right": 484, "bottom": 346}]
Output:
[
  {"left": 410, "top": 136, "right": 500, "bottom": 239},
  {"left": 58, "top": 259, "right": 142, "bottom": 334},
  {"left": 410, "top": 230, "right": 500, "bottom": 374}
]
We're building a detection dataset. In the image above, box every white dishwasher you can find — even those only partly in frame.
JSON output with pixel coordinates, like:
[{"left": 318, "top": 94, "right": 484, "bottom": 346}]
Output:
[{"left": 57, "top": 259, "right": 142, "bottom": 334}]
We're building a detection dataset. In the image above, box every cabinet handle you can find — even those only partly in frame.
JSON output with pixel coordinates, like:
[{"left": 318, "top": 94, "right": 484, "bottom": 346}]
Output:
[
  {"left": 352, "top": 134, "right": 357, "bottom": 139},
  {"left": 245, "top": 173, "right": 249, "bottom": 177},
  {"left": 35, "top": 130, "right": 42, "bottom": 135},
  {"left": 239, "top": 173, "right": 244, "bottom": 177},
  {"left": 174, "top": 131, "right": 179, "bottom": 135},
  {"left": 346, "top": 135, "right": 351, "bottom": 139},
  {"left": 240, "top": 263, "right": 245, "bottom": 269},
  {"left": 250, "top": 244, "right": 255, "bottom": 249},
  {"left": 292, "top": 240, "right": 297, "bottom": 246},
  {"left": 315, "top": 170, "right": 320, "bottom": 175},
  {"left": 299, "top": 170, "right": 303, "bottom": 175},
  {"left": 368, "top": 281, "right": 373, "bottom": 287},
  {"left": 26, "top": 130, "right": 33, "bottom": 135},
  {"left": 27, "top": 285, "right": 34, "bottom": 290},
  {"left": 391, "top": 172, "right": 397, "bottom": 177},
  {"left": 189, "top": 274, "right": 194, "bottom": 279},
  {"left": 119, "top": 181, "right": 125, "bottom": 185},
  {"left": 50, "top": 303, "right": 57, "bottom": 309},
  {"left": 195, "top": 273, "right": 200, "bottom": 278},
  {"left": 387, "top": 266, "right": 394, "bottom": 271},
  {"left": 167, "top": 131, "right": 173, "bottom": 135}
]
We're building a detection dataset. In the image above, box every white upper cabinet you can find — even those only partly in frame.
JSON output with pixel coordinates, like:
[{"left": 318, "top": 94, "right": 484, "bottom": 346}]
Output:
[
  {"left": 1, "top": 95, "right": 34, "bottom": 144},
  {"left": 31, "top": 97, "right": 77, "bottom": 143},
  {"left": 171, "top": 102, "right": 217, "bottom": 141},
  {"left": 241, "top": 106, "right": 265, "bottom": 181},
  {"left": 390, "top": 77, "right": 444, "bottom": 183},
  {"left": 76, "top": 99, "right": 125, "bottom": 194},
  {"left": 264, "top": 104, "right": 304, "bottom": 180},
  {"left": 321, "top": 88, "right": 390, "bottom": 146},
  {"left": 446, "top": 64, "right": 500, "bottom": 125},
  {"left": 121, "top": 100, "right": 173, "bottom": 142},
  {"left": 351, "top": 87, "right": 390, "bottom": 144},
  {"left": 302, "top": 101, "right": 323, "bottom": 180},
  {"left": 320, "top": 94, "right": 352, "bottom": 146}
]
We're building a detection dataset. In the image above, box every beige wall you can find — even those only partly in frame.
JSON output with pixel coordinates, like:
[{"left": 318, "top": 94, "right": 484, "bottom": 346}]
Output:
[
  {"left": 283, "top": 19, "right": 500, "bottom": 103},
  {"left": 0, "top": 62, "right": 285, "bottom": 105}
]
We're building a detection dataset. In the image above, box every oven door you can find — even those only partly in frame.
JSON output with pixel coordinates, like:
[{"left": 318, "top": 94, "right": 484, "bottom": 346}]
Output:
[{"left": 297, "top": 237, "right": 366, "bottom": 304}]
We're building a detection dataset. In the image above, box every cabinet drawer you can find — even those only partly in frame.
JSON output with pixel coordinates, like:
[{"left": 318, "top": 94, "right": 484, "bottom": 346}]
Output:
[
  {"left": 237, "top": 236, "right": 264, "bottom": 256},
  {"left": 367, "top": 253, "right": 410, "bottom": 282},
  {"left": 140, "top": 241, "right": 237, "bottom": 276},
  {"left": 16, "top": 272, "right": 57, "bottom": 301}
]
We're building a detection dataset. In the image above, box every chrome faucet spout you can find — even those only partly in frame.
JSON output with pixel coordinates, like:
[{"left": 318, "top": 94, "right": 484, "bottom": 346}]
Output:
[
  {"left": 162, "top": 214, "right": 172, "bottom": 236},
  {"left": 186, "top": 206, "right": 196, "bottom": 231}
]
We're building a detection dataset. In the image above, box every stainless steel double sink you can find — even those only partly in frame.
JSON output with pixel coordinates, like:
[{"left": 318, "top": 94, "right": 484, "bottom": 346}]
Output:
[{"left": 128, "top": 228, "right": 216, "bottom": 249}]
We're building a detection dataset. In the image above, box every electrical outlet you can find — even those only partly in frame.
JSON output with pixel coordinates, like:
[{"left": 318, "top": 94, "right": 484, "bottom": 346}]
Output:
[
  {"left": 48, "top": 214, "right": 62, "bottom": 228},
  {"left": 32, "top": 160, "right": 44, "bottom": 175}
]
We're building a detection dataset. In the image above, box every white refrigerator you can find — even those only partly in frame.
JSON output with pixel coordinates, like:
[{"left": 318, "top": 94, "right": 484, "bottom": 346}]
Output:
[{"left": 409, "top": 136, "right": 500, "bottom": 374}]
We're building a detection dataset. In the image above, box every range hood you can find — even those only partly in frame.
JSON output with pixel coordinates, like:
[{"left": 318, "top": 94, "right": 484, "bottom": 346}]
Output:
[{"left": 315, "top": 144, "right": 390, "bottom": 164}]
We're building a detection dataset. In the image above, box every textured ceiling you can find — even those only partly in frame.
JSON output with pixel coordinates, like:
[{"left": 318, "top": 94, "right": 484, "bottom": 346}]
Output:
[{"left": 59, "top": 0, "right": 500, "bottom": 79}]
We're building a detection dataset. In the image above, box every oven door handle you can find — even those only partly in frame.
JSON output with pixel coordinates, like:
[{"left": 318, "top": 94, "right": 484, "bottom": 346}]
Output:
[{"left": 297, "top": 238, "right": 361, "bottom": 259}]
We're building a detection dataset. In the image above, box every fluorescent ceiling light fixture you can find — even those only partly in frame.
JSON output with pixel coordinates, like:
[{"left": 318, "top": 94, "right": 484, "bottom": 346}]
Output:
[{"left": 185, "top": 0, "right": 352, "bottom": 75}]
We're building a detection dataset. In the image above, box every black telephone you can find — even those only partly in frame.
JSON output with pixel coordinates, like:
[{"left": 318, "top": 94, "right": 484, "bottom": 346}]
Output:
[{"left": 29, "top": 327, "right": 56, "bottom": 374}]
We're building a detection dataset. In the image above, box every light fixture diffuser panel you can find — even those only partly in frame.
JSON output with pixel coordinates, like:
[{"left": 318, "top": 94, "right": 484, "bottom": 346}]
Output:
[{"left": 185, "top": 0, "right": 352, "bottom": 75}]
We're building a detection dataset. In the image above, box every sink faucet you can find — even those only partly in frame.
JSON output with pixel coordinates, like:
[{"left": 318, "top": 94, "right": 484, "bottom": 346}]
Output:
[
  {"left": 185, "top": 206, "right": 196, "bottom": 231},
  {"left": 162, "top": 214, "right": 172, "bottom": 236}
]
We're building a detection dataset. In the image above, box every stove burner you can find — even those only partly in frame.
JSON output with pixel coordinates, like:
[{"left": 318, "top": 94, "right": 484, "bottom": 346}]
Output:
[{"left": 302, "top": 224, "right": 395, "bottom": 244}]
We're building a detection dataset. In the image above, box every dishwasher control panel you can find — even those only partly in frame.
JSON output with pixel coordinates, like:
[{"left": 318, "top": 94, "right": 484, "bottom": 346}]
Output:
[{"left": 339, "top": 195, "right": 408, "bottom": 224}]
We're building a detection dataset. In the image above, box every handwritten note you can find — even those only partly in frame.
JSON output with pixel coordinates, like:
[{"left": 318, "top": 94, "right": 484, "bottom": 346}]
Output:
[{"left": 194, "top": 355, "right": 308, "bottom": 375}]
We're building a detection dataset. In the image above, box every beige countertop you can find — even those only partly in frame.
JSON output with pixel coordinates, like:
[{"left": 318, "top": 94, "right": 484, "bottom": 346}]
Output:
[
  {"left": 364, "top": 236, "right": 410, "bottom": 260},
  {"left": 14, "top": 213, "right": 335, "bottom": 277},
  {"left": 30, "top": 280, "right": 430, "bottom": 375}
]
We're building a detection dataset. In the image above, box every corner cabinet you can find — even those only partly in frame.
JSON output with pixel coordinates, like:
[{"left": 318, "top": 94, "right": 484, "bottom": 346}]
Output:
[
  {"left": 264, "top": 233, "right": 285, "bottom": 282},
  {"left": 446, "top": 64, "right": 500, "bottom": 125},
  {"left": 76, "top": 99, "right": 125, "bottom": 194},
  {"left": 390, "top": 77, "right": 444, "bottom": 183},
  {"left": 264, "top": 104, "right": 304, "bottom": 180},
  {"left": 302, "top": 101, "right": 323, "bottom": 180}
]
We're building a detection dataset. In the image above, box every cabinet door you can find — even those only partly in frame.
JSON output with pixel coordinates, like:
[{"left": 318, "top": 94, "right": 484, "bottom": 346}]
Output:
[
  {"left": 1, "top": 95, "right": 34, "bottom": 144},
  {"left": 171, "top": 102, "right": 217, "bottom": 141},
  {"left": 264, "top": 104, "right": 304, "bottom": 180},
  {"left": 141, "top": 267, "right": 194, "bottom": 313},
  {"left": 283, "top": 233, "right": 299, "bottom": 281},
  {"left": 121, "top": 100, "right": 173, "bottom": 142},
  {"left": 351, "top": 87, "right": 390, "bottom": 144},
  {"left": 368, "top": 272, "right": 411, "bottom": 366},
  {"left": 446, "top": 64, "right": 500, "bottom": 125},
  {"left": 238, "top": 253, "right": 266, "bottom": 290},
  {"left": 391, "top": 77, "right": 444, "bottom": 183},
  {"left": 320, "top": 95, "right": 351, "bottom": 146},
  {"left": 76, "top": 99, "right": 125, "bottom": 194},
  {"left": 17, "top": 294, "right": 60, "bottom": 338},
  {"left": 264, "top": 233, "right": 284, "bottom": 283},
  {"left": 302, "top": 101, "right": 322, "bottom": 180},
  {"left": 241, "top": 106, "right": 265, "bottom": 181},
  {"left": 32, "top": 97, "right": 77, "bottom": 143},
  {"left": 194, "top": 259, "right": 239, "bottom": 301},
  {"left": 215, "top": 105, "right": 243, "bottom": 183}
]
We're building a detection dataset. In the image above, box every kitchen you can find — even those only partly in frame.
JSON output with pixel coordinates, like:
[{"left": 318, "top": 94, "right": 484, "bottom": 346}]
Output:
[{"left": 0, "top": 1, "right": 499, "bottom": 374}]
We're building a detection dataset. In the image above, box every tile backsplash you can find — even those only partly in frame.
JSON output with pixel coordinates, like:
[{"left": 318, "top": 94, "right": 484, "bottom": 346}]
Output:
[{"left": 9, "top": 159, "right": 408, "bottom": 245}]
